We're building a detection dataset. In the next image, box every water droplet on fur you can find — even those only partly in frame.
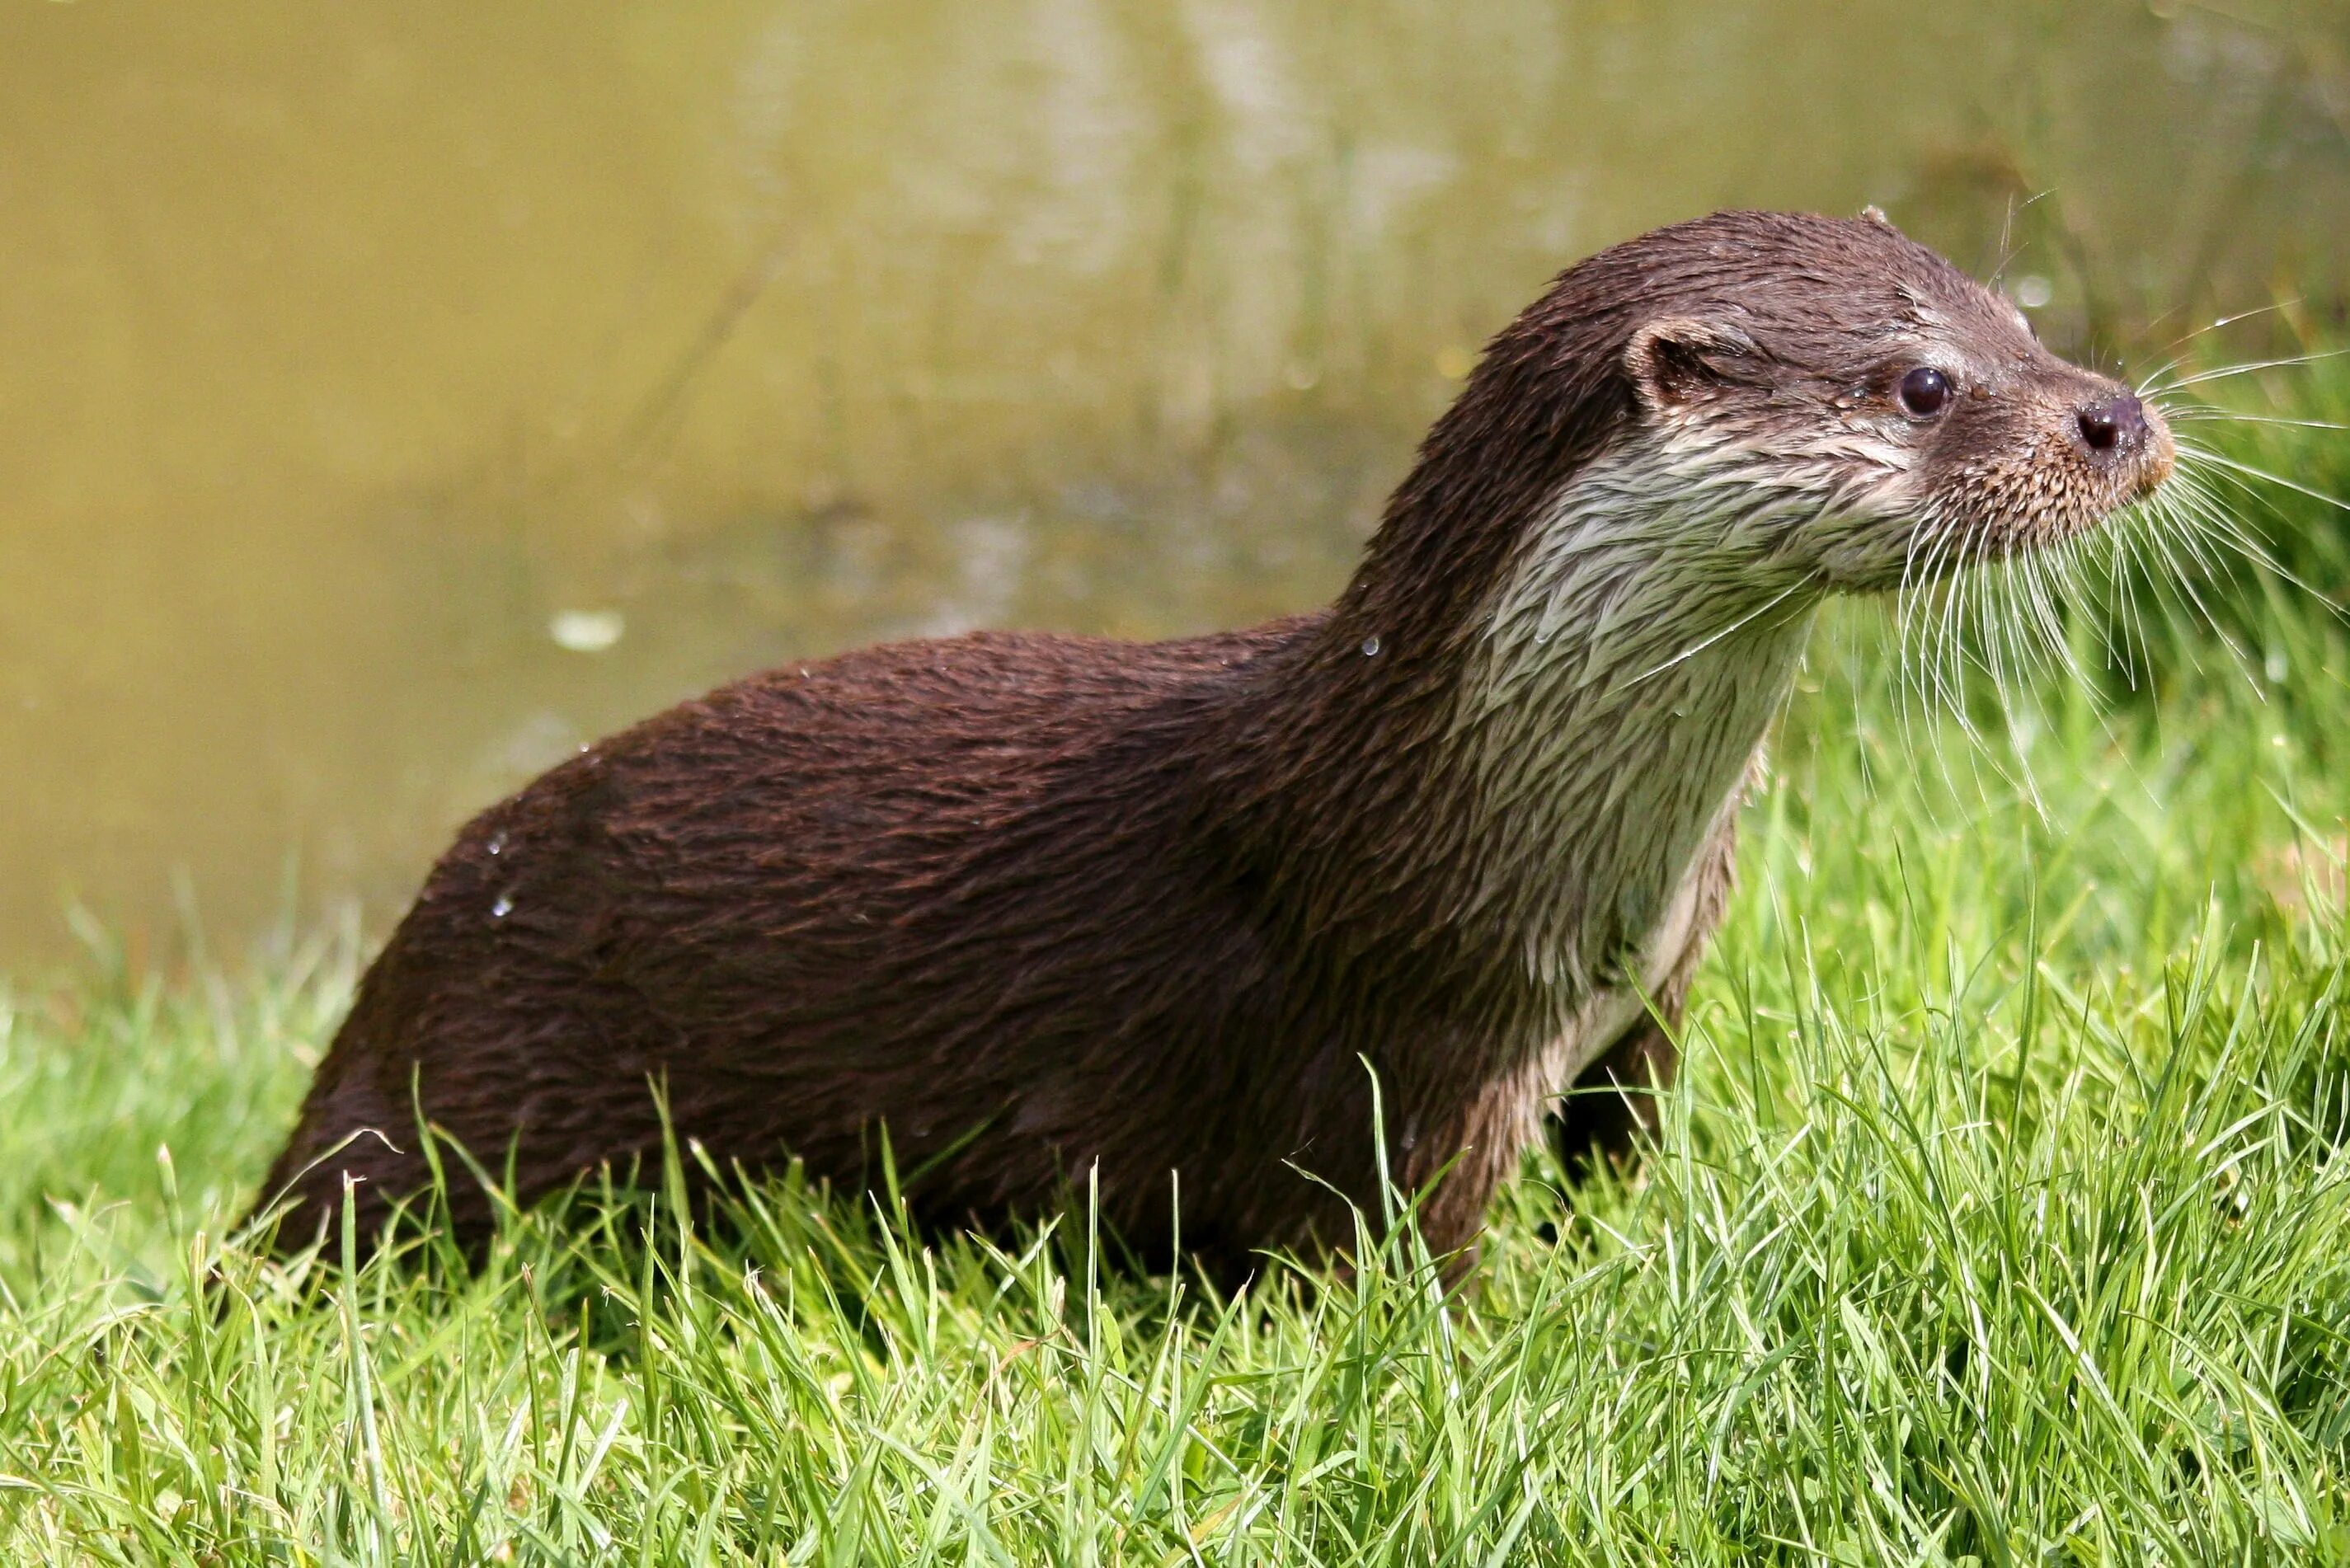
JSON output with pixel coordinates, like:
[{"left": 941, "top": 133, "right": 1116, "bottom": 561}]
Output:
[
  {"left": 486, "top": 833, "right": 505, "bottom": 856},
  {"left": 491, "top": 894, "right": 515, "bottom": 918},
  {"left": 1361, "top": 635, "right": 1381, "bottom": 657}
]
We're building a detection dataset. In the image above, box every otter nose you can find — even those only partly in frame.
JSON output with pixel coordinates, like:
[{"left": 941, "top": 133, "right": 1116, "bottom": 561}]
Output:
[{"left": 2076, "top": 392, "right": 2147, "bottom": 453}]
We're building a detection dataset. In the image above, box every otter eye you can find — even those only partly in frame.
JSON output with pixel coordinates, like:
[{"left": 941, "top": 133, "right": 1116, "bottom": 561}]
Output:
[{"left": 1898, "top": 365, "right": 1953, "bottom": 418}]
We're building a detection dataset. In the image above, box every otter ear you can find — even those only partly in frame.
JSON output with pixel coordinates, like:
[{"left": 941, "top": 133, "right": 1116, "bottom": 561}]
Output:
[{"left": 1624, "top": 317, "right": 1758, "bottom": 414}]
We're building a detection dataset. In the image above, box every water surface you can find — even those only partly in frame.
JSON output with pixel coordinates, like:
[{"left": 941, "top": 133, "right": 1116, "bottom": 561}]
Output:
[{"left": 4, "top": 0, "right": 2346, "bottom": 965}]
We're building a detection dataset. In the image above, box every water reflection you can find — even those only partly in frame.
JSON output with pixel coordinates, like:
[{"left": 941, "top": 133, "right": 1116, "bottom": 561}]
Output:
[{"left": 2, "top": 0, "right": 2344, "bottom": 965}]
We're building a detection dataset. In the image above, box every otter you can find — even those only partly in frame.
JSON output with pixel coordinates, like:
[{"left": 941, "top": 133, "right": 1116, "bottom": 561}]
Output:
[{"left": 254, "top": 210, "right": 2173, "bottom": 1277}]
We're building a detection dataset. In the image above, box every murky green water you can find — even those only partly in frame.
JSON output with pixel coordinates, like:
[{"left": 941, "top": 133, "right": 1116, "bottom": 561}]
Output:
[{"left": 3, "top": 0, "right": 2346, "bottom": 966}]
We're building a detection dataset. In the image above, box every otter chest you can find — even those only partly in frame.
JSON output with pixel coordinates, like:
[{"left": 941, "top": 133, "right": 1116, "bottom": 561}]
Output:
[{"left": 1545, "top": 834, "right": 1720, "bottom": 1089}]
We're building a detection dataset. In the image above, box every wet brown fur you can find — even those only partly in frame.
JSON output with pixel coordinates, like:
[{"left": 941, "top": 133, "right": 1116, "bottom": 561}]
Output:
[{"left": 254, "top": 211, "right": 2168, "bottom": 1277}]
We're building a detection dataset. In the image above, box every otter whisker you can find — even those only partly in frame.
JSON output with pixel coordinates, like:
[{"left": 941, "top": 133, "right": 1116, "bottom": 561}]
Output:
[
  {"left": 2092, "top": 501, "right": 2146, "bottom": 683},
  {"left": 1976, "top": 566, "right": 2018, "bottom": 742},
  {"left": 1965, "top": 556, "right": 2001, "bottom": 711},
  {"left": 1619, "top": 578, "right": 1810, "bottom": 689},
  {"left": 2167, "top": 459, "right": 2276, "bottom": 550},
  {"left": 2081, "top": 527, "right": 2137, "bottom": 688},
  {"left": 1889, "top": 540, "right": 1945, "bottom": 747},
  {"left": 2167, "top": 410, "right": 2350, "bottom": 432},
  {"left": 2114, "top": 490, "right": 2227, "bottom": 690},
  {"left": 1892, "top": 509, "right": 1956, "bottom": 725},
  {"left": 1963, "top": 542, "right": 2049, "bottom": 819},
  {"left": 1987, "top": 556, "right": 2027, "bottom": 703},
  {"left": 2146, "top": 485, "right": 2228, "bottom": 631},
  {"left": 1995, "top": 565, "right": 2039, "bottom": 739},
  {"left": 1890, "top": 519, "right": 1930, "bottom": 714},
  {"left": 1892, "top": 515, "right": 1974, "bottom": 799},
  {"left": 2025, "top": 532, "right": 2067, "bottom": 649},
  {"left": 2113, "top": 500, "right": 2174, "bottom": 688},
  {"left": 2155, "top": 470, "right": 2243, "bottom": 587},
  {"left": 2006, "top": 538, "right": 2063, "bottom": 699},
  {"left": 1911, "top": 514, "right": 1970, "bottom": 728},
  {"left": 2169, "top": 465, "right": 2275, "bottom": 560},
  {"left": 1943, "top": 538, "right": 1990, "bottom": 735},
  {"left": 2030, "top": 542, "right": 2084, "bottom": 682},
  {"left": 2136, "top": 307, "right": 2315, "bottom": 401},
  {"left": 2134, "top": 481, "right": 2267, "bottom": 695},
  {"left": 2179, "top": 444, "right": 2350, "bottom": 516},
  {"left": 1937, "top": 519, "right": 1995, "bottom": 749},
  {"left": 2138, "top": 302, "right": 2305, "bottom": 392},
  {"left": 1895, "top": 514, "right": 1962, "bottom": 725},
  {"left": 2172, "top": 468, "right": 2350, "bottom": 627},
  {"left": 2137, "top": 355, "right": 2192, "bottom": 399},
  {"left": 2148, "top": 347, "right": 2350, "bottom": 396}
]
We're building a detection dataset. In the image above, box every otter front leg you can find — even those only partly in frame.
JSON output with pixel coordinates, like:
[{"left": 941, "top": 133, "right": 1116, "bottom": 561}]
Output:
[
  {"left": 1547, "top": 1002, "right": 1681, "bottom": 1176},
  {"left": 1548, "top": 787, "right": 1743, "bottom": 1177}
]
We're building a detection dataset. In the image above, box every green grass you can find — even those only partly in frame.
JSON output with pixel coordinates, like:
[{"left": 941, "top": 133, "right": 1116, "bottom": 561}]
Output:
[{"left": 4, "top": 363, "right": 2350, "bottom": 1564}]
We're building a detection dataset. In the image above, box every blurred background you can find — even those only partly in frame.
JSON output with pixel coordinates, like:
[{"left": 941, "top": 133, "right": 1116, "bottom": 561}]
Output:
[{"left": 2, "top": 0, "right": 2346, "bottom": 969}]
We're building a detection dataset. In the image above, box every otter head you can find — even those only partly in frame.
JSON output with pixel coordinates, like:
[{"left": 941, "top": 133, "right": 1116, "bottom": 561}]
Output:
[{"left": 1608, "top": 209, "right": 2175, "bottom": 592}]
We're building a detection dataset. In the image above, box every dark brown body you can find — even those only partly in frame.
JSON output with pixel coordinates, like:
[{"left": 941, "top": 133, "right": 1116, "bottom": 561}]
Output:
[
  {"left": 257, "top": 210, "right": 2169, "bottom": 1272},
  {"left": 263, "top": 615, "right": 1703, "bottom": 1275}
]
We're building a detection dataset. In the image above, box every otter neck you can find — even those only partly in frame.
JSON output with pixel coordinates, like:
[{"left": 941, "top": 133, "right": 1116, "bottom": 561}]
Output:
[{"left": 1247, "top": 439, "right": 1826, "bottom": 1007}]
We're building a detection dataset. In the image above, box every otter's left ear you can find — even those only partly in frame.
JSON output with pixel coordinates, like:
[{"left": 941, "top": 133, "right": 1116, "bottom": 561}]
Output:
[{"left": 1624, "top": 317, "right": 1759, "bottom": 414}]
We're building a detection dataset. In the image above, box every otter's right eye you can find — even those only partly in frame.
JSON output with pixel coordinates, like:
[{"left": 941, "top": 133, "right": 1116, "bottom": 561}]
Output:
[{"left": 1898, "top": 365, "right": 1953, "bottom": 418}]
